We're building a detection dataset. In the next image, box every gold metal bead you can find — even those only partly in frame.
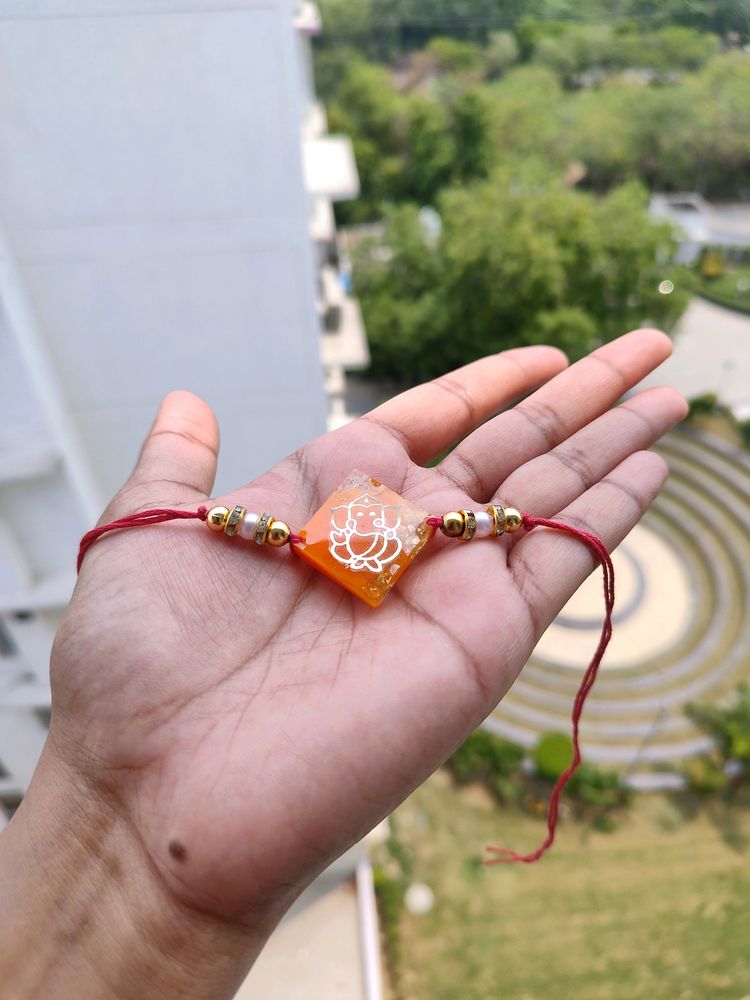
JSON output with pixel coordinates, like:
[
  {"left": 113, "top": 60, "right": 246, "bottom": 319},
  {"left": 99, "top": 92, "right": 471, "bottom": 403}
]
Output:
[
  {"left": 503, "top": 507, "right": 523, "bottom": 533},
  {"left": 441, "top": 511, "right": 466, "bottom": 538},
  {"left": 206, "top": 505, "right": 230, "bottom": 531},
  {"left": 224, "top": 504, "right": 247, "bottom": 537},
  {"left": 266, "top": 520, "right": 291, "bottom": 547}
]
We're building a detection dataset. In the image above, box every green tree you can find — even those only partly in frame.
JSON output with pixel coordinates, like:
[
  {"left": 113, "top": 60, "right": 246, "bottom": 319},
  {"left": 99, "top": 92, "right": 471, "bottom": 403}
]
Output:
[
  {"left": 351, "top": 204, "right": 446, "bottom": 378},
  {"left": 485, "top": 30, "right": 520, "bottom": 78},
  {"left": 315, "top": 0, "right": 750, "bottom": 61},
  {"left": 623, "top": 0, "right": 750, "bottom": 38},
  {"left": 450, "top": 87, "right": 494, "bottom": 182},
  {"left": 426, "top": 36, "right": 484, "bottom": 73},
  {"left": 399, "top": 95, "right": 456, "bottom": 204},
  {"left": 610, "top": 25, "right": 720, "bottom": 74},
  {"left": 325, "top": 61, "right": 404, "bottom": 222},
  {"left": 485, "top": 65, "right": 565, "bottom": 163},
  {"left": 514, "top": 15, "right": 543, "bottom": 61},
  {"left": 333, "top": 60, "right": 403, "bottom": 150},
  {"left": 353, "top": 170, "right": 688, "bottom": 381},
  {"left": 534, "top": 24, "right": 615, "bottom": 86}
]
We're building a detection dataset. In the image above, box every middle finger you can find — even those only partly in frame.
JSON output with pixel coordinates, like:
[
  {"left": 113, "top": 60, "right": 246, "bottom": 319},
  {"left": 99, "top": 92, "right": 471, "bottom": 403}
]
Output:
[{"left": 438, "top": 328, "right": 673, "bottom": 502}]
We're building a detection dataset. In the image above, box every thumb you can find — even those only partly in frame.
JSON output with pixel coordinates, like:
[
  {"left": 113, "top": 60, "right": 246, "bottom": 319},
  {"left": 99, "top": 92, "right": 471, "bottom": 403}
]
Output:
[{"left": 101, "top": 390, "right": 220, "bottom": 523}]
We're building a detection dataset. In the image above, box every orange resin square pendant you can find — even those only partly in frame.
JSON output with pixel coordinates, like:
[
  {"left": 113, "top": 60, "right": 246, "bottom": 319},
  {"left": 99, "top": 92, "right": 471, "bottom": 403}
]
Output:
[{"left": 292, "top": 471, "right": 433, "bottom": 607}]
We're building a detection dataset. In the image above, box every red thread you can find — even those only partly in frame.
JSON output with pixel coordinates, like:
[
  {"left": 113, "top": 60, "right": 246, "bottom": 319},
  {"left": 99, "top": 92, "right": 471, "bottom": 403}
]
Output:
[
  {"left": 77, "top": 506, "right": 208, "bottom": 573},
  {"left": 485, "top": 512, "right": 615, "bottom": 865},
  {"left": 426, "top": 516, "right": 444, "bottom": 528}
]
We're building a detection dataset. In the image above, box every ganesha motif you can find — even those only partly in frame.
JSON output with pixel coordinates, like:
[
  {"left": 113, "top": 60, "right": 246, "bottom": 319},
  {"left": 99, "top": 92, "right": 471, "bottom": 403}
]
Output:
[{"left": 329, "top": 492, "right": 402, "bottom": 573}]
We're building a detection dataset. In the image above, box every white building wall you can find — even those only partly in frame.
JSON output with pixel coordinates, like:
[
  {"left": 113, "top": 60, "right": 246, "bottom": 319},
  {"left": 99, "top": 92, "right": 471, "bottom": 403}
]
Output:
[
  {"left": 0, "top": 0, "right": 332, "bottom": 793},
  {"left": 0, "top": 0, "right": 327, "bottom": 505}
]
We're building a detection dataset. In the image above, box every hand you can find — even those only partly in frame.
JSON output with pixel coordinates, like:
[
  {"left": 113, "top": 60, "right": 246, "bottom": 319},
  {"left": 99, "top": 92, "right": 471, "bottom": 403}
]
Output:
[{"left": 1, "top": 329, "right": 686, "bottom": 998}]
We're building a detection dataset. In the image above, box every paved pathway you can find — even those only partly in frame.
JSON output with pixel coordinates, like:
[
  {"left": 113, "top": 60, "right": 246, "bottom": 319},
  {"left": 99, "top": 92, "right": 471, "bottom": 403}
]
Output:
[{"left": 640, "top": 296, "right": 750, "bottom": 416}]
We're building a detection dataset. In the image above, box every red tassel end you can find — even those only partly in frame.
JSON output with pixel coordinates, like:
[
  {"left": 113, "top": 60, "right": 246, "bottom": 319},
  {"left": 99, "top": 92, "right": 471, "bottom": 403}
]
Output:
[{"left": 485, "top": 512, "right": 615, "bottom": 864}]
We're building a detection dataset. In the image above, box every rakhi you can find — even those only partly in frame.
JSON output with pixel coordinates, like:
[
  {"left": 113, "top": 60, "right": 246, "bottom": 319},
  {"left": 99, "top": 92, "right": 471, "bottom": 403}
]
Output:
[{"left": 77, "top": 470, "right": 615, "bottom": 864}]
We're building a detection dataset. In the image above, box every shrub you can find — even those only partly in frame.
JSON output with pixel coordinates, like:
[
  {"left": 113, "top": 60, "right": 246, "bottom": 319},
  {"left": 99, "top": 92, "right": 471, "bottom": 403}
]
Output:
[
  {"left": 372, "top": 866, "right": 405, "bottom": 978},
  {"left": 699, "top": 247, "right": 727, "bottom": 279},
  {"left": 568, "top": 762, "right": 630, "bottom": 809},
  {"left": 534, "top": 732, "right": 574, "bottom": 781},
  {"left": 687, "top": 392, "right": 720, "bottom": 417},
  {"left": 686, "top": 684, "right": 750, "bottom": 774},
  {"left": 446, "top": 729, "right": 524, "bottom": 803},
  {"left": 447, "top": 730, "right": 524, "bottom": 779},
  {"left": 683, "top": 755, "right": 729, "bottom": 795}
]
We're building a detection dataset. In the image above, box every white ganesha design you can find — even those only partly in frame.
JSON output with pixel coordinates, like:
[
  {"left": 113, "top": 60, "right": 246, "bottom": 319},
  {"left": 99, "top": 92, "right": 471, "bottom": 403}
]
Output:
[{"left": 329, "top": 493, "right": 402, "bottom": 573}]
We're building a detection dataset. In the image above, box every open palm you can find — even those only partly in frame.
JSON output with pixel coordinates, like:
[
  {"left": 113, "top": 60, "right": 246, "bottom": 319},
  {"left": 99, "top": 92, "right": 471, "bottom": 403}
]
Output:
[{"left": 49, "top": 329, "right": 685, "bottom": 930}]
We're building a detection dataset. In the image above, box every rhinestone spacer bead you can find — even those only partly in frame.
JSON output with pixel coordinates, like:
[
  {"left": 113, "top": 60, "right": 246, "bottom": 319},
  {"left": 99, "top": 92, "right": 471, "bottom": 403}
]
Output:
[
  {"left": 461, "top": 509, "right": 477, "bottom": 541},
  {"left": 224, "top": 505, "right": 247, "bottom": 537},
  {"left": 488, "top": 504, "right": 505, "bottom": 536},
  {"left": 254, "top": 512, "right": 273, "bottom": 545}
]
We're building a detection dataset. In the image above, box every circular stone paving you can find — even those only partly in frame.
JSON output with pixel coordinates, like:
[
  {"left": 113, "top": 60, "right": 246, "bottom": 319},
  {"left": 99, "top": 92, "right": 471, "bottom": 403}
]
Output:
[
  {"left": 487, "top": 427, "right": 750, "bottom": 775},
  {"left": 535, "top": 524, "right": 694, "bottom": 670}
]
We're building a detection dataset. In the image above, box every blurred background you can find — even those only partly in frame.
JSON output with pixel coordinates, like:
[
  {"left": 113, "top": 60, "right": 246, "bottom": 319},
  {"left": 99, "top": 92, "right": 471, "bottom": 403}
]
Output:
[{"left": 1, "top": 1, "right": 749, "bottom": 997}]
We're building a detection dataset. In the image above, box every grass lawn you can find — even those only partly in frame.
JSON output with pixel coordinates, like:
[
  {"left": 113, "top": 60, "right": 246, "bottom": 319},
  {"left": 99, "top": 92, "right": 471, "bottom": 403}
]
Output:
[
  {"left": 698, "top": 265, "right": 750, "bottom": 314},
  {"left": 377, "top": 770, "right": 750, "bottom": 1000}
]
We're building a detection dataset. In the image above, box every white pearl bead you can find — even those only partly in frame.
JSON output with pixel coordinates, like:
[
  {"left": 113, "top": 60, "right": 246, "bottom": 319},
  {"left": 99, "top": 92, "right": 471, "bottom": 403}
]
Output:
[
  {"left": 239, "top": 511, "right": 260, "bottom": 540},
  {"left": 474, "top": 511, "right": 493, "bottom": 538}
]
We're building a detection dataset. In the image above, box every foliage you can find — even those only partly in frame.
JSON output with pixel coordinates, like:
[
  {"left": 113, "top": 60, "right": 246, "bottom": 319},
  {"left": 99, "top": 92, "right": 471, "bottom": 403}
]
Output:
[
  {"left": 608, "top": 24, "right": 720, "bottom": 73},
  {"left": 531, "top": 23, "right": 719, "bottom": 86},
  {"left": 484, "top": 30, "right": 520, "bottom": 77},
  {"left": 699, "top": 246, "right": 727, "bottom": 279},
  {"left": 567, "top": 761, "right": 631, "bottom": 809},
  {"left": 319, "top": 40, "right": 750, "bottom": 202},
  {"left": 686, "top": 391, "right": 720, "bottom": 417},
  {"left": 680, "top": 684, "right": 750, "bottom": 798},
  {"left": 373, "top": 815, "right": 415, "bottom": 991},
  {"left": 697, "top": 263, "right": 750, "bottom": 314},
  {"left": 324, "top": 61, "right": 495, "bottom": 221},
  {"left": 532, "top": 734, "right": 629, "bottom": 824},
  {"left": 316, "top": 0, "right": 750, "bottom": 62},
  {"left": 449, "top": 87, "right": 494, "bottom": 182},
  {"left": 533, "top": 731, "right": 575, "bottom": 780},
  {"left": 426, "top": 36, "right": 484, "bottom": 72},
  {"left": 683, "top": 754, "right": 730, "bottom": 794},
  {"left": 353, "top": 173, "right": 688, "bottom": 381},
  {"left": 446, "top": 728, "right": 525, "bottom": 803},
  {"left": 324, "top": 60, "right": 404, "bottom": 223},
  {"left": 684, "top": 391, "right": 750, "bottom": 451},
  {"left": 533, "top": 24, "right": 615, "bottom": 86},
  {"left": 372, "top": 866, "right": 406, "bottom": 981},
  {"left": 386, "top": 776, "right": 750, "bottom": 1000},
  {"left": 386, "top": 825, "right": 416, "bottom": 880},
  {"left": 398, "top": 96, "right": 456, "bottom": 204},
  {"left": 543, "top": 53, "right": 750, "bottom": 196},
  {"left": 686, "top": 684, "right": 750, "bottom": 777},
  {"left": 318, "top": 16, "right": 743, "bottom": 387}
]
